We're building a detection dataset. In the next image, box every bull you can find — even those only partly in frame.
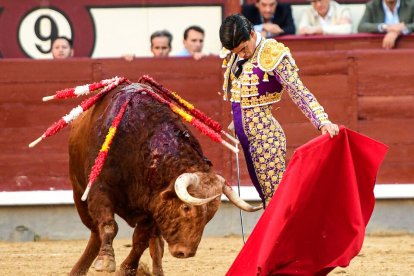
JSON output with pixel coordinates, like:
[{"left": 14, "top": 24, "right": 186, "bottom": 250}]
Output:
[{"left": 68, "top": 82, "right": 259, "bottom": 275}]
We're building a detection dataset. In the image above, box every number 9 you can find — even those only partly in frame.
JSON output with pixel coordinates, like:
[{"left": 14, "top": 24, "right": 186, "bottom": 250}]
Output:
[
  {"left": 34, "top": 15, "right": 59, "bottom": 54},
  {"left": 18, "top": 8, "right": 73, "bottom": 58}
]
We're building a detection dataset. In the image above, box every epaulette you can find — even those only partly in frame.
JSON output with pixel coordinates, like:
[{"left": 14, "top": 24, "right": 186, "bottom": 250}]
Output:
[
  {"left": 257, "top": 39, "right": 292, "bottom": 82},
  {"left": 219, "top": 47, "right": 231, "bottom": 68}
]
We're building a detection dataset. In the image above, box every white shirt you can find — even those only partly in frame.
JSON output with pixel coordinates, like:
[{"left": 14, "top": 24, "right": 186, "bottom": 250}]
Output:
[
  {"left": 382, "top": 0, "right": 401, "bottom": 25},
  {"left": 318, "top": 3, "right": 335, "bottom": 27},
  {"left": 298, "top": 1, "right": 352, "bottom": 34}
]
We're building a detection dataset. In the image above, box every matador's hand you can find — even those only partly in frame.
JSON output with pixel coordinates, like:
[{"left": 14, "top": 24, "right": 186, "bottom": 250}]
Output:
[{"left": 321, "top": 123, "right": 339, "bottom": 138}]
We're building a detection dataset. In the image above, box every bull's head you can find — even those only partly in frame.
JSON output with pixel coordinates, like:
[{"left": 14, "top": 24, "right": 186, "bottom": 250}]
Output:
[{"left": 153, "top": 172, "right": 261, "bottom": 258}]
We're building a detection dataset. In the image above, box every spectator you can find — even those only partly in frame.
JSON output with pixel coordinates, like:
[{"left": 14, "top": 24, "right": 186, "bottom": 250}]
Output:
[
  {"left": 358, "top": 0, "right": 414, "bottom": 49},
  {"left": 176, "top": 25, "right": 206, "bottom": 60},
  {"left": 51, "top": 36, "right": 74, "bottom": 59},
  {"left": 298, "top": 0, "right": 352, "bottom": 35},
  {"left": 242, "top": 0, "right": 295, "bottom": 38},
  {"left": 150, "top": 30, "right": 173, "bottom": 57},
  {"left": 124, "top": 30, "right": 173, "bottom": 61}
]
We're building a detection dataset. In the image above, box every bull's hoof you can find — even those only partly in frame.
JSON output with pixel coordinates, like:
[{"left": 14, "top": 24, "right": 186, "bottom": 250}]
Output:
[
  {"left": 93, "top": 255, "right": 116, "bottom": 272},
  {"left": 116, "top": 262, "right": 153, "bottom": 276},
  {"left": 115, "top": 267, "right": 136, "bottom": 276},
  {"left": 138, "top": 262, "right": 154, "bottom": 276}
]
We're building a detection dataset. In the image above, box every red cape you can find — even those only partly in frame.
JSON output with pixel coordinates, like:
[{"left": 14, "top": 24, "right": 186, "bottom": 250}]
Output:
[{"left": 227, "top": 127, "right": 388, "bottom": 276}]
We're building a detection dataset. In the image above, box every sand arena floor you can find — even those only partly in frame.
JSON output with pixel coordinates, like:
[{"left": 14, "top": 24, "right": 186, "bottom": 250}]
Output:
[{"left": 0, "top": 233, "right": 413, "bottom": 275}]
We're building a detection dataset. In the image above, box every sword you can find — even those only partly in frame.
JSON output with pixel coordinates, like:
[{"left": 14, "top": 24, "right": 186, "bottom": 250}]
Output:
[{"left": 229, "top": 121, "right": 246, "bottom": 244}]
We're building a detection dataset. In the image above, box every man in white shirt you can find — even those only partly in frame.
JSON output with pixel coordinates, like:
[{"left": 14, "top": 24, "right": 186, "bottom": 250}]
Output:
[{"left": 298, "top": 0, "right": 352, "bottom": 35}]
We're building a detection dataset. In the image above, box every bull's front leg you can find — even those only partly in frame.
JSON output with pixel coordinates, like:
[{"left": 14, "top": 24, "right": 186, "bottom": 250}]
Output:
[
  {"left": 149, "top": 234, "right": 165, "bottom": 276},
  {"left": 88, "top": 188, "right": 118, "bottom": 272},
  {"left": 118, "top": 218, "right": 164, "bottom": 276}
]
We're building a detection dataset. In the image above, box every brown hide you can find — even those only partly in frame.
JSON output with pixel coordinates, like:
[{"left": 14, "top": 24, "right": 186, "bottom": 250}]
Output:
[{"left": 68, "top": 82, "right": 222, "bottom": 257}]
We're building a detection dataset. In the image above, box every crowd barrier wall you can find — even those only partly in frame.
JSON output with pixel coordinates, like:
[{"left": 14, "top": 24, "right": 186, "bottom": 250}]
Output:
[{"left": 1, "top": 46, "right": 413, "bottom": 196}]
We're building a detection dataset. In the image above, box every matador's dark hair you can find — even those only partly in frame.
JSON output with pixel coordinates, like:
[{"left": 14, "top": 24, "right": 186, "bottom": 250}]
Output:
[{"left": 219, "top": 14, "right": 253, "bottom": 50}]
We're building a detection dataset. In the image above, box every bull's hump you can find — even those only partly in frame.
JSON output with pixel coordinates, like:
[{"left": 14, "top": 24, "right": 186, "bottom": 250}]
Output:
[{"left": 122, "top": 83, "right": 143, "bottom": 94}]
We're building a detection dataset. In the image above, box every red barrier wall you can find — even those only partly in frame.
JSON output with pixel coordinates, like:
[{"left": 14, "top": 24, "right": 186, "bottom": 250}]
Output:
[
  {"left": 1, "top": 48, "right": 413, "bottom": 192},
  {"left": 278, "top": 34, "right": 414, "bottom": 52}
]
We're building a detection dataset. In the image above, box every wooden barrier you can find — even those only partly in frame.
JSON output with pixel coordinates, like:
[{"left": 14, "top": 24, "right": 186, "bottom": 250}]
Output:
[
  {"left": 278, "top": 34, "right": 414, "bottom": 52},
  {"left": 246, "top": 0, "right": 370, "bottom": 4},
  {"left": 0, "top": 49, "right": 413, "bottom": 192}
]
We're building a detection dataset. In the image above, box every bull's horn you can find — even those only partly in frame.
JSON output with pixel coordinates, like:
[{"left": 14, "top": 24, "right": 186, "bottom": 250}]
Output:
[
  {"left": 174, "top": 173, "right": 220, "bottom": 206},
  {"left": 217, "top": 175, "right": 262, "bottom": 212}
]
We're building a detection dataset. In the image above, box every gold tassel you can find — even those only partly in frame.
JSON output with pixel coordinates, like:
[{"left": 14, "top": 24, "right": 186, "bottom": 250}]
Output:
[
  {"left": 263, "top": 72, "right": 269, "bottom": 82},
  {"left": 222, "top": 58, "right": 228, "bottom": 68}
]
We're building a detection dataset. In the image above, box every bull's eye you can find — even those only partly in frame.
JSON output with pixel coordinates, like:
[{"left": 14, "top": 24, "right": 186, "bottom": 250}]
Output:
[{"left": 182, "top": 204, "right": 191, "bottom": 213}]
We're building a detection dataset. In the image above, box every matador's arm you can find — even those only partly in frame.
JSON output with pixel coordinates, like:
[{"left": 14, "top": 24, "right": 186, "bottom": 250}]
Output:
[{"left": 274, "top": 56, "right": 331, "bottom": 129}]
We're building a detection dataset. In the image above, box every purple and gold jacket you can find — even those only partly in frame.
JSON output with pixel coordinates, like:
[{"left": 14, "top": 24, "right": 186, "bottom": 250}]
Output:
[
  {"left": 222, "top": 38, "right": 331, "bottom": 129},
  {"left": 221, "top": 37, "right": 331, "bottom": 205}
]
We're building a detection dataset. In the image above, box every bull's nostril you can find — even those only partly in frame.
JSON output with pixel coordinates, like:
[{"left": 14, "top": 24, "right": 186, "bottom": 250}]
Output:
[{"left": 176, "top": 251, "right": 185, "bottom": 258}]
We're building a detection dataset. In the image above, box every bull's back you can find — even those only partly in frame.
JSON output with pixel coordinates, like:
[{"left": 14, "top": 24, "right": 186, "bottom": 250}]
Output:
[{"left": 68, "top": 83, "right": 203, "bottom": 191}]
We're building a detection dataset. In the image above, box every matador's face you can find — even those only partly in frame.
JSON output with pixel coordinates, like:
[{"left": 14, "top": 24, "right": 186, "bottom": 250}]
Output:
[{"left": 231, "top": 31, "right": 257, "bottom": 60}]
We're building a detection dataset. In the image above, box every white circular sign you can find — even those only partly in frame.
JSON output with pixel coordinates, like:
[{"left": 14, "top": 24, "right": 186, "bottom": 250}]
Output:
[{"left": 18, "top": 8, "right": 72, "bottom": 59}]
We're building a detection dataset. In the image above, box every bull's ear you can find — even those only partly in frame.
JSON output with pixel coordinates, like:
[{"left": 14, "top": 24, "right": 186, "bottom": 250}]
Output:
[{"left": 160, "top": 189, "right": 176, "bottom": 201}]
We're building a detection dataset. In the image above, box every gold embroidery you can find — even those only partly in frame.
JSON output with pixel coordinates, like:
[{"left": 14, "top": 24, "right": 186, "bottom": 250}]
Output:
[
  {"left": 263, "top": 71, "right": 269, "bottom": 82},
  {"left": 230, "top": 93, "right": 240, "bottom": 102},
  {"left": 240, "top": 92, "right": 282, "bottom": 108},
  {"left": 244, "top": 62, "right": 254, "bottom": 74},
  {"left": 258, "top": 40, "right": 290, "bottom": 72},
  {"left": 222, "top": 54, "right": 236, "bottom": 98},
  {"left": 276, "top": 57, "right": 331, "bottom": 128},
  {"left": 251, "top": 74, "right": 259, "bottom": 85},
  {"left": 241, "top": 105, "right": 286, "bottom": 203},
  {"left": 240, "top": 85, "right": 259, "bottom": 97},
  {"left": 241, "top": 74, "right": 260, "bottom": 86}
]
